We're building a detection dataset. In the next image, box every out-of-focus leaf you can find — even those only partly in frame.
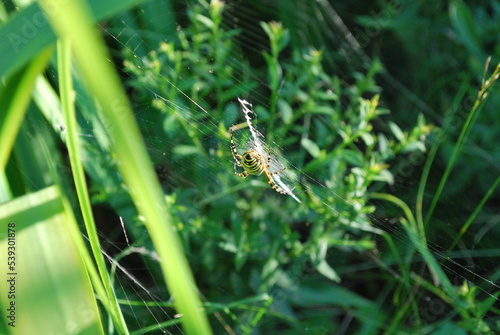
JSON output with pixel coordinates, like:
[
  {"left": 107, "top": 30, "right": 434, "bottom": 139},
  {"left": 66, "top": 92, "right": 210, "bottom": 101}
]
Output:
[
  {"left": 277, "top": 99, "right": 293, "bottom": 124},
  {"left": 341, "top": 149, "right": 364, "bottom": 166},
  {"left": 0, "top": 0, "right": 149, "bottom": 79},
  {"left": 449, "top": 0, "right": 483, "bottom": 57},
  {"left": 0, "top": 186, "right": 103, "bottom": 335},
  {"left": 301, "top": 138, "right": 320, "bottom": 158},
  {"left": 316, "top": 259, "right": 340, "bottom": 282},
  {"left": 389, "top": 121, "right": 405, "bottom": 142},
  {"left": 402, "top": 141, "right": 426, "bottom": 153},
  {"left": 289, "top": 282, "right": 374, "bottom": 309}
]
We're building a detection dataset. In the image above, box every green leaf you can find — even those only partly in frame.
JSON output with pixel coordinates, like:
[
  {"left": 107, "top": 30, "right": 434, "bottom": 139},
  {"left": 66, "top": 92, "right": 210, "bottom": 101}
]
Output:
[
  {"left": 290, "top": 282, "right": 374, "bottom": 309},
  {"left": 0, "top": 186, "right": 104, "bottom": 334},
  {"left": 360, "top": 132, "right": 374, "bottom": 147},
  {"left": 259, "top": 21, "right": 272, "bottom": 37},
  {"left": 372, "top": 169, "right": 394, "bottom": 185},
  {"left": 195, "top": 13, "right": 214, "bottom": 29},
  {"left": 173, "top": 145, "right": 200, "bottom": 157},
  {"left": 313, "top": 90, "right": 338, "bottom": 101},
  {"left": 449, "top": 0, "right": 483, "bottom": 57},
  {"left": 388, "top": 121, "right": 405, "bottom": 142},
  {"left": 431, "top": 321, "right": 467, "bottom": 335},
  {"left": 265, "top": 56, "right": 282, "bottom": 89},
  {"left": 223, "top": 102, "right": 239, "bottom": 128},
  {"left": 402, "top": 140, "right": 426, "bottom": 153},
  {"left": 378, "top": 133, "right": 390, "bottom": 157},
  {"left": 277, "top": 99, "right": 293, "bottom": 124},
  {"left": 316, "top": 259, "right": 340, "bottom": 282},
  {"left": 277, "top": 29, "right": 290, "bottom": 53},
  {"left": 341, "top": 149, "right": 364, "bottom": 166},
  {"left": 309, "top": 105, "right": 335, "bottom": 115},
  {"left": 477, "top": 291, "right": 500, "bottom": 317},
  {"left": 0, "top": 0, "right": 149, "bottom": 79},
  {"left": 301, "top": 138, "right": 320, "bottom": 158},
  {"left": 0, "top": 47, "right": 53, "bottom": 170}
]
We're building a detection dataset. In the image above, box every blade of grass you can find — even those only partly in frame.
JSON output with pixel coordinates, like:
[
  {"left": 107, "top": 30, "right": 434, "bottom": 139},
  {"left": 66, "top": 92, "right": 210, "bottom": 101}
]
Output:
[
  {"left": 0, "top": 186, "right": 104, "bottom": 335},
  {"left": 57, "top": 39, "right": 128, "bottom": 334},
  {"left": 37, "top": 0, "right": 212, "bottom": 333},
  {"left": 415, "top": 143, "right": 439, "bottom": 232},
  {"left": 5, "top": 97, "right": 112, "bottom": 333},
  {"left": 371, "top": 193, "right": 462, "bottom": 307},
  {"left": 0, "top": 0, "right": 148, "bottom": 79},
  {"left": 38, "top": 127, "right": 117, "bottom": 335},
  {"left": 448, "top": 173, "right": 500, "bottom": 252},
  {"left": 424, "top": 59, "right": 500, "bottom": 225},
  {"left": 0, "top": 47, "right": 52, "bottom": 170},
  {"left": 416, "top": 76, "right": 471, "bottom": 231}
]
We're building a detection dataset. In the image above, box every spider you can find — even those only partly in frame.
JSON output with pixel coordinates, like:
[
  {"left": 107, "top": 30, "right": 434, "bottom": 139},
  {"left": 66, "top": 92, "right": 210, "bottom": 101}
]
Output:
[{"left": 230, "top": 126, "right": 289, "bottom": 195}]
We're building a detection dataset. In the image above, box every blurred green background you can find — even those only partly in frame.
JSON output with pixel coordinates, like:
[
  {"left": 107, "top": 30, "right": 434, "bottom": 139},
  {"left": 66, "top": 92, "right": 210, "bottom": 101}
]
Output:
[{"left": 1, "top": 0, "right": 499, "bottom": 334}]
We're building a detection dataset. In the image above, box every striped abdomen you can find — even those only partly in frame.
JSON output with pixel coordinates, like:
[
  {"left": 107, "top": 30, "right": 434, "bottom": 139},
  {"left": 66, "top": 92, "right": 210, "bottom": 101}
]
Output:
[{"left": 241, "top": 150, "right": 265, "bottom": 175}]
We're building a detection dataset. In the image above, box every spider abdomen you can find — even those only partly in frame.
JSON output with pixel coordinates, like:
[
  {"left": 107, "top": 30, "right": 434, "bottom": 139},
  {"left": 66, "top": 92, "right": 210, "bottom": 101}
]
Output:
[
  {"left": 230, "top": 126, "right": 289, "bottom": 195},
  {"left": 241, "top": 150, "right": 265, "bottom": 175}
]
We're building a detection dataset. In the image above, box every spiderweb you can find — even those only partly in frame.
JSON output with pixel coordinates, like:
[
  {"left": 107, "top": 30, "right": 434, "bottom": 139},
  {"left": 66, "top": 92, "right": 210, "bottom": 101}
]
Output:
[
  {"left": 27, "top": 0, "right": 500, "bottom": 333},
  {"left": 234, "top": 98, "right": 301, "bottom": 203}
]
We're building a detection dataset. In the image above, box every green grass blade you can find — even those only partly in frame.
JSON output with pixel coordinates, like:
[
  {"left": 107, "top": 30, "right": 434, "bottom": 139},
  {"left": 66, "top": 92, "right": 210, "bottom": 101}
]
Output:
[
  {"left": 0, "top": 47, "right": 52, "bottom": 170},
  {"left": 0, "top": 186, "right": 104, "bottom": 335},
  {"left": 448, "top": 173, "right": 500, "bottom": 252},
  {"left": 57, "top": 39, "right": 129, "bottom": 334},
  {"left": 371, "top": 193, "right": 461, "bottom": 305},
  {"left": 37, "top": 0, "right": 212, "bottom": 333},
  {"left": 0, "top": 0, "right": 148, "bottom": 79},
  {"left": 424, "top": 61, "right": 500, "bottom": 225},
  {"left": 416, "top": 77, "right": 470, "bottom": 231}
]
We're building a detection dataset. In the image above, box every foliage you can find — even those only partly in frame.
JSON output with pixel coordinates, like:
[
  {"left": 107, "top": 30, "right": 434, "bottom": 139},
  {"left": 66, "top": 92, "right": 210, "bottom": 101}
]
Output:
[
  {"left": 121, "top": 1, "right": 466, "bottom": 334},
  {"left": 0, "top": 0, "right": 499, "bottom": 334}
]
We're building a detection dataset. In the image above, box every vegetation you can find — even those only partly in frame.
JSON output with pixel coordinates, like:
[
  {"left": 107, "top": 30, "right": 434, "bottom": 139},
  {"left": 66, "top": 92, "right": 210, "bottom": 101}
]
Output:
[{"left": 0, "top": 0, "right": 499, "bottom": 334}]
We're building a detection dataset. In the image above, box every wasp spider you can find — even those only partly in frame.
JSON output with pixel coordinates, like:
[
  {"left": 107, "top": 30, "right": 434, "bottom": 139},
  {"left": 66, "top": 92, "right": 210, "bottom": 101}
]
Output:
[{"left": 230, "top": 127, "right": 289, "bottom": 195}]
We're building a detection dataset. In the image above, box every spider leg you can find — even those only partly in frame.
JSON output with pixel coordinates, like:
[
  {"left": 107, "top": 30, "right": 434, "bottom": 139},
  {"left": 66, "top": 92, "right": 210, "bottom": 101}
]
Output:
[
  {"left": 269, "top": 167, "right": 286, "bottom": 176},
  {"left": 234, "top": 167, "right": 249, "bottom": 179},
  {"left": 234, "top": 155, "right": 243, "bottom": 167},
  {"left": 264, "top": 171, "right": 289, "bottom": 194},
  {"left": 229, "top": 126, "right": 242, "bottom": 166},
  {"left": 266, "top": 146, "right": 272, "bottom": 168},
  {"left": 266, "top": 146, "right": 287, "bottom": 175}
]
